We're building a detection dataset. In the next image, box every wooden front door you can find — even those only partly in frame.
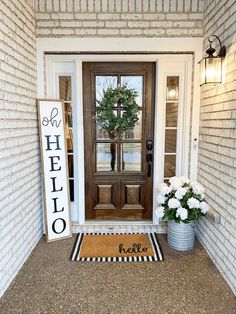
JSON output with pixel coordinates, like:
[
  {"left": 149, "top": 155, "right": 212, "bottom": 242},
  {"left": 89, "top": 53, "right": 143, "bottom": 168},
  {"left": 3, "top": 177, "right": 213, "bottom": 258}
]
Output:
[{"left": 83, "top": 62, "right": 155, "bottom": 220}]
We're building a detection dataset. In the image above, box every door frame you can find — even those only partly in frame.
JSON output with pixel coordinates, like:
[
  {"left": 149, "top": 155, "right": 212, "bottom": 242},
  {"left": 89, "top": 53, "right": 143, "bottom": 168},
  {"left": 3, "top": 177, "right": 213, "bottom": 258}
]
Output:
[{"left": 39, "top": 37, "right": 202, "bottom": 226}]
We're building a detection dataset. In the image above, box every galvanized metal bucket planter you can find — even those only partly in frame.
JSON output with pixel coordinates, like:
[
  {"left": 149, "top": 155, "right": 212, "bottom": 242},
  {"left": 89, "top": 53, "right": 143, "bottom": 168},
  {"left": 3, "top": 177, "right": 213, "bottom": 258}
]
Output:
[{"left": 167, "top": 220, "right": 195, "bottom": 251}]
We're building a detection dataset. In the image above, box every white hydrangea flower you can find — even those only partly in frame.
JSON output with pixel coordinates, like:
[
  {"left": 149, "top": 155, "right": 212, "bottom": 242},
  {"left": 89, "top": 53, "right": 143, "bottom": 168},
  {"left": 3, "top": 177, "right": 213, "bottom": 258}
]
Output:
[
  {"left": 168, "top": 198, "right": 181, "bottom": 209},
  {"left": 190, "top": 181, "right": 205, "bottom": 196},
  {"left": 156, "top": 193, "right": 166, "bottom": 205},
  {"left": 156, "top": 206, "right": 165, "bottom": 219},
  {"left": 175, "top": 187, "right": 188, "bottom": 200},
  {"left": 200, "top": 193, "right": 205, "bottom": 201},
  {"left": 187, "top": 197, "right": 200, "bottom": 209},
  {"left": 176, "top": 207, "right": 188, "bottom": 220},
  {"left": 200, "top": 201, "right": 209, "bottom": 214},
  {"left": 180, "top": 176, "right": 190, "bottom": 185},
  {"left": 169, "top": 176, "right": 183, "bottom": 190},
  {"left": 157, "top": 182, "right": 172, "bottom": 196}
]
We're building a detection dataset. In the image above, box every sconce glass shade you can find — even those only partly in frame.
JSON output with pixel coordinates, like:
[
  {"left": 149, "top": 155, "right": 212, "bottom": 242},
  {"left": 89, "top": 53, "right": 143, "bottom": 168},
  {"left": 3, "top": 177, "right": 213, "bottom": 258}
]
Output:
[{"left": 199, "top": 56, "right": 222, "bottom": 86}]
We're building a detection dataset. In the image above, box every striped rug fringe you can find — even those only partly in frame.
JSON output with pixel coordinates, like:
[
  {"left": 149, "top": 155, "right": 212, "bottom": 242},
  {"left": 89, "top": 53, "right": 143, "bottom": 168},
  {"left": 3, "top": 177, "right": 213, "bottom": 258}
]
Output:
[{"left": 70, "top": 232, "right": 164, "bottom": 262}]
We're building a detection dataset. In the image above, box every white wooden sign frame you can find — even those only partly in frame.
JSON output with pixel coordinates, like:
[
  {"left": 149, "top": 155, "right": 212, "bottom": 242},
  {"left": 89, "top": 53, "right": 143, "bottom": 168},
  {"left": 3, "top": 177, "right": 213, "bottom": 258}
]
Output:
[{"left": 37, "top": 99, "right": 72, "bottom": 242}]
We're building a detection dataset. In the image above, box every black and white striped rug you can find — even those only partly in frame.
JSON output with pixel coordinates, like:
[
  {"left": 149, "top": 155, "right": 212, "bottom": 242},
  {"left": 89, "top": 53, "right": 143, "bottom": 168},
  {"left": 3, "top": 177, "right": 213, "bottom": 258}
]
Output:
[{"left": 70, "top": 232, "right": 164, "bottom": 262}]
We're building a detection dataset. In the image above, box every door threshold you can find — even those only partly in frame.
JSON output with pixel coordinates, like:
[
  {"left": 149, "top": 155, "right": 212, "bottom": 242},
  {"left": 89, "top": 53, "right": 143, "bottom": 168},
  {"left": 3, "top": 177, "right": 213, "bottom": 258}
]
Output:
[
  {"left": 72, "top": 221, "right": 166, "bottom": 234},
  {"left": 85, "top": 220, "right": 153, "bottom": 225}
]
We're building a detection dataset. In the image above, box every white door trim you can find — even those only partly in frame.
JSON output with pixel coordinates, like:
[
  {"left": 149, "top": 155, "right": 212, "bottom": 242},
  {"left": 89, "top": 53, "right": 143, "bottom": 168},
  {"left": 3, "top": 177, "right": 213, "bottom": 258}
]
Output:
[{"left": 39, "top": 37, "right": 202, "bottom": 226}]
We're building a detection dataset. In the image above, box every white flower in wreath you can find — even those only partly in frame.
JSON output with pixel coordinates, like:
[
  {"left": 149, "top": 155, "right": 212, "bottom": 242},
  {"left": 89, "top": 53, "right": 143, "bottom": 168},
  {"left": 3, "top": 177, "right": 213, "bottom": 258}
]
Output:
[
  {"left": 200, "top": 201, "right": 209, "bottom": 214},
  {"left": 169, "top": 176, "right": 183, "bottom": 190},
  {"left": 168, "top": 198, "right": 181, "bottom": 209},
  {"left": 176, "top": 207, "right": 188, "bottom": 220},
  {"left": 175, "top": 187, "right": 188, "bottom": 200},
  {"left": 190, "top": 181, "right": 205, "bottom": 196},
  {"left": 187, "top": 197, "right": 200, "bottom": 209},
  {"left": 156, "top": 206, "right": 165, "bottom": 219},
  {"left": 156, "top": 193, "right": 166, "bottom": 205},
  {"left": 157, "top": 182, "right": 172, "bottom": 196}
]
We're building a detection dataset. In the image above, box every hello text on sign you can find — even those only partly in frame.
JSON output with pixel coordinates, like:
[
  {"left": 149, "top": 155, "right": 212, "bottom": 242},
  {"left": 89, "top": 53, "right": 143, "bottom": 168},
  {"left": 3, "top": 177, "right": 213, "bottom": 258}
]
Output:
[{"left": 37, "top": 100, "right": 71, "bottom": 242}]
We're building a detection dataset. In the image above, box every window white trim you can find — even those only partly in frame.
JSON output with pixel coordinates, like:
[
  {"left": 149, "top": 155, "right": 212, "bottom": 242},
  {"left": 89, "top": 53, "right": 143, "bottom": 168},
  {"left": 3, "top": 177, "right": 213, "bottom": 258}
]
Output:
[{"left": 39, "top": 37, "right": 202, "bottom": 225}]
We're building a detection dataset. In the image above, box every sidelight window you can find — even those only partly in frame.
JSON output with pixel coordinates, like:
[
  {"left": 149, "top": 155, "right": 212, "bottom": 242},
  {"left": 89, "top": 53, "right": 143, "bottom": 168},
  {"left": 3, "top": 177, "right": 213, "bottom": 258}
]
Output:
[
  {"left": 164, "top": 76, "right": 179, "bottom": 180},
  {"left": 59, "top": 76, "right": 74, "bottom": 201}
]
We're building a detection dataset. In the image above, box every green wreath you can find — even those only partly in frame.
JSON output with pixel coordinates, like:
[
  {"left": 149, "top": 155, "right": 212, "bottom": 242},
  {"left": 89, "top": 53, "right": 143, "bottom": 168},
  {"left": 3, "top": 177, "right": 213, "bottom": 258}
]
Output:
[{"left": 96, "top": 84, "right": 139, "bottom": 134}]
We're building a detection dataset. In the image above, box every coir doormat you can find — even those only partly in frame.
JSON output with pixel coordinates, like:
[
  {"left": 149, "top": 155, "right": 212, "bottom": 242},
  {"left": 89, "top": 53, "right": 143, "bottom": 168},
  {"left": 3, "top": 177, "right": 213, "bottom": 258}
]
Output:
[{"left": 70, "top": 233, "right": 164, "bottom": 262}]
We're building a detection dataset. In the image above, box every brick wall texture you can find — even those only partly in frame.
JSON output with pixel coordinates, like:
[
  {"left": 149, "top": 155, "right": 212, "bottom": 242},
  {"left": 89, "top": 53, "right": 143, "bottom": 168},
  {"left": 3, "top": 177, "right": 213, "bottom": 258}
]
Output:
[
  {"left": 35, "top": 0, "right": 204, "bottom": 37},
  {"left": 0, "top": 0, "right": 236, "bottom": 298},
  {"left": 197, "top": 0, "right": 236, "bottom": 295},
  {"left": 0, "top": 0, "right": 43, "bottom": 298}
]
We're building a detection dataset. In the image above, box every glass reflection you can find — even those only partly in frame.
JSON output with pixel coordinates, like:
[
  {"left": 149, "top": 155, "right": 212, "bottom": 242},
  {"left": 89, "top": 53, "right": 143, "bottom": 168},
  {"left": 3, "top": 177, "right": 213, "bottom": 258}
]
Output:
[
  {"left": 121, "top": 143, "right": 141, "bottom": 171},
  {"left": 164, "top": 155, "right": 176, "bottom": 178},
  {"left": 166, "top": 102, "right": 178, "bottom": 127},
  {"left": 65, "top": 103, "right": 73, "bottom": 128},
  {"left": 121, "top": 110, "right": 142, "bottom": 140},
  {"left": 121, "top": 76, "right": 143, "bottom": 107},
  {"left": 65, "top": 129, "right": 73, "bottom": 153},
  {"left": 165, "top": 129, "right": 177, "bottom": 153},
  {"left": 96, "top": 110, "right": 118, "bottom": 139},
  {"left": 96, "top": 76, "right": 117, "bottom": 105},
  {"left": 96, "top": 143, "right": 117, "bottom": 171},
  {"left": 166, "top": 76, "right": 179, "bottom": 101},
  {"left": 68, "top": 155, "right": 74, "bottom": 178},
  {"left": 59, "top": 76, "right": 71, "bottom": 101},
  {"left": 69, "top": 179, "right": 74, "bottom": 202}
]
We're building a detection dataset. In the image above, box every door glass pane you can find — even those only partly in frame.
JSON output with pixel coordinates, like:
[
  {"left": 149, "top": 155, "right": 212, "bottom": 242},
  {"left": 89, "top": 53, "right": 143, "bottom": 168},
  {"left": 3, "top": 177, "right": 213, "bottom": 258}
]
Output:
[
  {"left": 59, "top": 76, "right": 72, "bottom": 101},
  {"left": 165, "top": 129, "right": 177, "bottom": 153},
  {"left": 166, "top": 102, "right": 178, "bottom": 127},
  {"left": 164, "top": 155, "right": 176, "bottom": 178},
  {"left": 166, "top": 76, "right": 179, "bottom": 101},
  {"left": 69, "top": 179, "right": 74, "bottom": 202},
  {"left": 121, "top": 76, "right": 143, "bottom": 107},
  {"left": 121, "top": 110, "right": 142, "bottom": 140},
  {"left": 96, "top": 143, "right": 117, "bottom": 171},
  {"left": 96, "top": 110, "right": 118, "bottom": 139},
  {"left": 65, "top": 129, "right": 73, "bottom": 153},
  {"left": 96, "top": 76, "right": 117, "bottom": 106},
  {"left": 65, "top": 103, "right": 73, "bottom": 152},
  {"left": 121, "top": 143, "right": 142, "bottom": 171},
  {"left": 68, "top": 155, "right": 74, "bottom": 178},
  {"left": 65, "top": 103, "right": 73, "bottom": 127}
]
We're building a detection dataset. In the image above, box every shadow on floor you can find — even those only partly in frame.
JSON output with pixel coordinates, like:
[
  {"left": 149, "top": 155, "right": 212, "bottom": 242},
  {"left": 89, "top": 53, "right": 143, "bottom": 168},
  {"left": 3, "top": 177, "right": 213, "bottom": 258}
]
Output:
[{"left": 0, "top": 235, "right": 235, "bottom": 314}]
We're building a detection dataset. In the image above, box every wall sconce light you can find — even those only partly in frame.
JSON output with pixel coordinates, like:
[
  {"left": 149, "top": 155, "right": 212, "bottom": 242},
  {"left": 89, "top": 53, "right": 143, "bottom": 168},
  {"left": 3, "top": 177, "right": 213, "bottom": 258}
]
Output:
[
  {"left": 166, "top": 77, "right": 179, "bottom": 100},
  {"left": 198, "top": 35, "right": 226, "bottom": 86}
]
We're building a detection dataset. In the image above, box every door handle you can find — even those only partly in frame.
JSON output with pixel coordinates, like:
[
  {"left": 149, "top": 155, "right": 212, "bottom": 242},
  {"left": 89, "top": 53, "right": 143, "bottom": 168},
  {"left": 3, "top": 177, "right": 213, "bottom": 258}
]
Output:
[{"left": 146, "top": 154, "right": 152, "bottom": 177}]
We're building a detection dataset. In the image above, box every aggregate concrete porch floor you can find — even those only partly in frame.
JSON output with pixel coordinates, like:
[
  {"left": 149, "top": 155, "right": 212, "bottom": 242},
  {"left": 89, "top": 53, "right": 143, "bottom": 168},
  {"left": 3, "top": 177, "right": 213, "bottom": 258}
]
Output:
[{"left": 0, "top": 235, "right": 235, "bottom": 314}]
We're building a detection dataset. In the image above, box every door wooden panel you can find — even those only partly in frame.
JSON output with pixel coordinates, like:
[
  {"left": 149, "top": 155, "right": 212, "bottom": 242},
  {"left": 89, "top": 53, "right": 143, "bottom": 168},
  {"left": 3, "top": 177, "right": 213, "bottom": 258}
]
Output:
[
  {"left": 93, "top": 183, "right": 117, "bottom": 210},
  {"left": 121, "top": 182, "right": 144, "bottom": 210},
  {"left": 83, "top": 62, "right": 155, "bottom": 220}
]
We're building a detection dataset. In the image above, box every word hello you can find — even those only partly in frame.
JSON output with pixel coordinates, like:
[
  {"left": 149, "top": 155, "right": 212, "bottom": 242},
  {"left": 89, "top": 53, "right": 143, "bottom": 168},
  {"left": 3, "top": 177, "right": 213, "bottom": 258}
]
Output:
[
  {"left": 119, "top": 243, "right": 148, "bottom": 254},
  {"left": 45, "top": 133, "right": 66, "bottom": 235}
]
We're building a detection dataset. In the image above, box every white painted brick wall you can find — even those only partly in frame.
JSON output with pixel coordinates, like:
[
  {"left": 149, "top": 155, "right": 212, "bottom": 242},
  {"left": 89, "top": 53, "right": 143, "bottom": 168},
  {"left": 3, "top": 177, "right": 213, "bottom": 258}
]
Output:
[
  {"left": 197, "top": 0, "right": 236, "bottom": 295},
  {"left": 1, "top": 0, "right": 235, "bottom": 299},
  {"left": 35, "top": 0, "right": 204, "bottom": 37},
  {"left": 0, "top": 0, "right": 43, "bottom": 298}
]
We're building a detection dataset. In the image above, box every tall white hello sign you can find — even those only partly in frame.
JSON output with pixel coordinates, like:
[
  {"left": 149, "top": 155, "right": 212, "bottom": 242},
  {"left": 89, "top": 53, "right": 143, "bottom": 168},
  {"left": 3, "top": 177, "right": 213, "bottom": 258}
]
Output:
[{"left": 37, "top": 99, "right": 72, "bottom": 242}]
